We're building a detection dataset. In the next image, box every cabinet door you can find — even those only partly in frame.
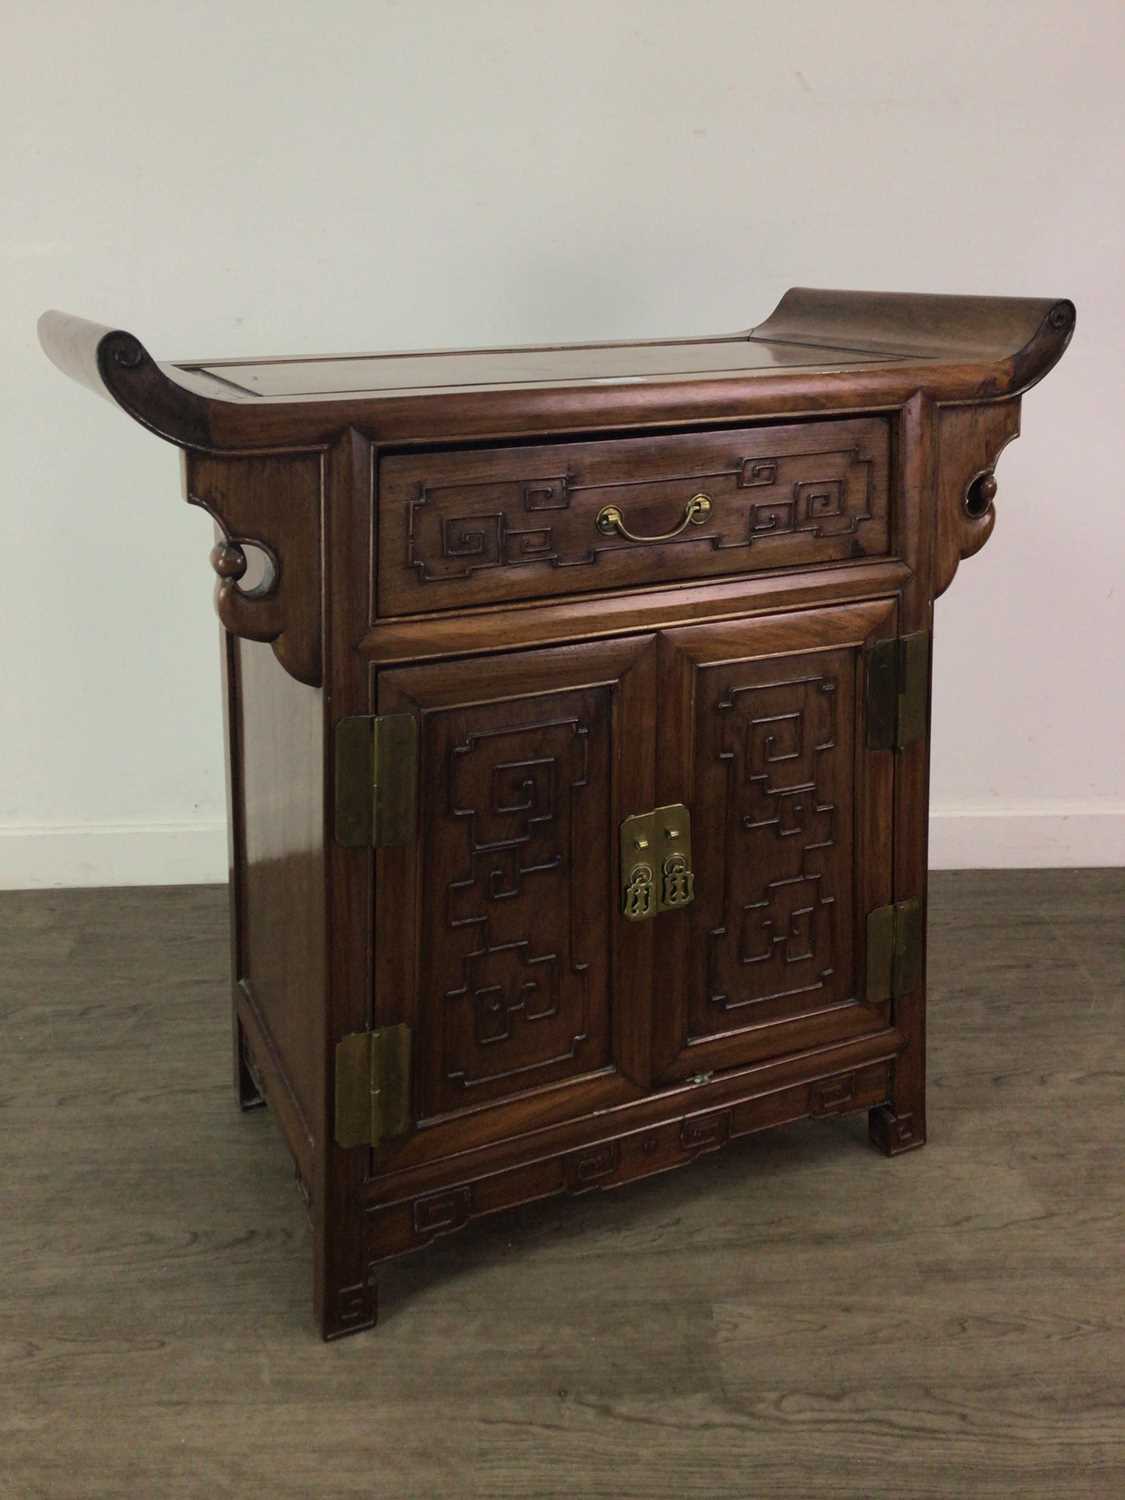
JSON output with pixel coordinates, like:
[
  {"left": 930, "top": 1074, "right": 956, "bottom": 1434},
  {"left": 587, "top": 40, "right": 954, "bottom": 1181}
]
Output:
[
  {"left": 374, "top": 636, "right": 656, "bottom": 1159},
  {"left": 653, "top": 599, "right": 897, "bottom": 1080}
]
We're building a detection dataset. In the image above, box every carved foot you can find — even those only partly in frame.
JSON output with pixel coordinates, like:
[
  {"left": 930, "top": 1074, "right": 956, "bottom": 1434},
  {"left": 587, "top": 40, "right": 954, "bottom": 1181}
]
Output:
[
  {"left": 234, "top": 1021, "right": 266, "bottom": 1112},
  {"left": 868, "top": 1105, "right": 925, "bottom": 1156},
  {"left": 321, "top": 1276, "right": 378, "bottom": 1341}
]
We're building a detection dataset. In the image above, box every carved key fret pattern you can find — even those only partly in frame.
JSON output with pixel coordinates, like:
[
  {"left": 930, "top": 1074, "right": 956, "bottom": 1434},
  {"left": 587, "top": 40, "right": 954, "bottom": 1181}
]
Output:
[
  {"left": 406, "top": 446, "right": 875, "bottom": 583},
  {"left": 701, "top": 657, "right": 855, "bottom": 1023},
  {"left": 411, "top": 476, "right": 584, "bottom": 581},
  {"left": 738, "top": 476, "right": 865, "bottom": 546},
  {"left": 424, "top": 694, "right": 611, "bottom": 1112}
]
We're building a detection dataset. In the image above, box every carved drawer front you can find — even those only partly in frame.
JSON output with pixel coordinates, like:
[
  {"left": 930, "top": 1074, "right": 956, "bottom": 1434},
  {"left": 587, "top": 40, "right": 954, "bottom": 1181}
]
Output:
[{"left": 376, "top": 417, "right": 891, "bottom": 618}]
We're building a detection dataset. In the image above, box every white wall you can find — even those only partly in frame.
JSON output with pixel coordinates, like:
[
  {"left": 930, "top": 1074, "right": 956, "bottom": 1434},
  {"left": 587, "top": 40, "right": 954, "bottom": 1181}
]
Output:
[{"left": 2, "top": 0, "right": 1123, "bottom": 887}]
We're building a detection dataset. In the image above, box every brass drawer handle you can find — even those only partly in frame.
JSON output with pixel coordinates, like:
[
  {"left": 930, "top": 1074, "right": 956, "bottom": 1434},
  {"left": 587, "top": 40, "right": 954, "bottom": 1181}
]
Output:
[{"left": 596, "top": 492, "right": 712, "bottom": 543}]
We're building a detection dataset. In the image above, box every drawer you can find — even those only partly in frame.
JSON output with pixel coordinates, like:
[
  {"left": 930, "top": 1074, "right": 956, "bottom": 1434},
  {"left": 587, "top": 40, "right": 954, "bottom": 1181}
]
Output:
[{"left": 376, "top": 416, "right": 891, "bottom": 617}]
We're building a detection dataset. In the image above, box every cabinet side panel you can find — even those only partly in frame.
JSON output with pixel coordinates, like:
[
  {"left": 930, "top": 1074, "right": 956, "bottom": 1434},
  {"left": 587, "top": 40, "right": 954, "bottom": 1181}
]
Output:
[{"left": 234, "top": 637, "right": 326, "bottom": 1174}]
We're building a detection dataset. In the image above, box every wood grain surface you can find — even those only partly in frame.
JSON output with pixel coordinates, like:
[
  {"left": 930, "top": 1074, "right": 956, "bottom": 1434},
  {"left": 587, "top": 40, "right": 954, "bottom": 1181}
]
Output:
[
  {"left": 37, "top": 291, "right": 1075, "bottom": 450},
  {"left": 1, "top": 871, "right": 1121, "bottom": 1498}
]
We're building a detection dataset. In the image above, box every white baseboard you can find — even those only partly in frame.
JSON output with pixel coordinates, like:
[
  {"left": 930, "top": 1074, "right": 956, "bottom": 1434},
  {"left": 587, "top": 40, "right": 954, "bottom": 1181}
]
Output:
[
  {"left": 927, "top": 801, "right": 1125, "bottom": 870},
  {"left": 0, "top": 804, "right": 1121, "bottom": 889},
  {"left": 0, "top": 820, "right": 228, "bottom": 889}
]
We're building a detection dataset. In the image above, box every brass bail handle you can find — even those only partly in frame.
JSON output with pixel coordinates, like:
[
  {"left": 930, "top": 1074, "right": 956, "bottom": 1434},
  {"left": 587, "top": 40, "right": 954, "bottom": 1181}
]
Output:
[{"left": 595, "top": 491, "right": 712, "bottom": 543}]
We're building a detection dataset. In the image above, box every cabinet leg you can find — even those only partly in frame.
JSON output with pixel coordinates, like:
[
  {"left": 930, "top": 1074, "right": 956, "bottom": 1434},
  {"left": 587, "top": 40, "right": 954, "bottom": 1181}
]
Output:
[
  {"left": 870, "top": 976, "right": 927, "bottom": 1155},
  {"left": 319, "top": 1271, "right": 378, "bottom": 1341},
  {"left": 233, "top": 1013, "right": 266, "bottom": 1112},
  {"left": 868, "top": 1103, "right": 925, "bottom": 1155},
  {"left": 315, "top": 1165, "right": 379, "bottom": 1340}
]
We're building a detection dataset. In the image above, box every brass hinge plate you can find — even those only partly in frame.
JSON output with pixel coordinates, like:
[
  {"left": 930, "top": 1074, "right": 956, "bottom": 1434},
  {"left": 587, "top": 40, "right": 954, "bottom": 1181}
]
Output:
[
  {"left": 334, "top": 713, "right": 418, "bottom": 848},
  {"left": 334, "top": 1023, "right": 413, "bottom": 1149},
  {"left": 620, "top": 802, "right": 695, "bottom": 921},
  {"left": 866, "top": 631, "right": 929, "bottom": 751},
  {"left": 866, "top": 898, "right": 924, "bottom": 1003}
]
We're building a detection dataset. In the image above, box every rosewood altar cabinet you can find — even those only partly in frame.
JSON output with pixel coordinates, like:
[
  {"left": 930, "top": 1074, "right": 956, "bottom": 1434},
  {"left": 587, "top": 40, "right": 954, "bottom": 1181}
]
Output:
[{"left": 40, "top": 288, "right": 1074, "bottom": 1338}]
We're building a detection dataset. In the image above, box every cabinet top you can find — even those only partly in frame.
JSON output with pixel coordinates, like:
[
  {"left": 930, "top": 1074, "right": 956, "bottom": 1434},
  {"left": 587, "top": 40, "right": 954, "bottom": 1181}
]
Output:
[{"left": 39, "top": 286, "right": 1074, "bottom": 452}]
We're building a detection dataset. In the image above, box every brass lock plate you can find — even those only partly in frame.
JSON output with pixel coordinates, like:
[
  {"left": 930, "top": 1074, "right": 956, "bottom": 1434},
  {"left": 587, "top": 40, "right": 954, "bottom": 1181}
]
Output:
[{"left": 620, "top": 803, "right": 695, "bottom": 921}]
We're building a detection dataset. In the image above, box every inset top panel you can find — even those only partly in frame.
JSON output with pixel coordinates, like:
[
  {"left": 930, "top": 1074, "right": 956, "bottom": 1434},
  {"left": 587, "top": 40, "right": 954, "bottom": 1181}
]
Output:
[{"left": 179, "top": 335, "right": 900, "bottom": 400}]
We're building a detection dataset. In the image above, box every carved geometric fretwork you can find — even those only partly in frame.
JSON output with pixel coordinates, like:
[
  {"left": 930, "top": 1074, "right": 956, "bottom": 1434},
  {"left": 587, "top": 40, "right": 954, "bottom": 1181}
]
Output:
[
  {"left": 377, "top": 418, "right": 892, "bottom": 616},
  {"left": 564, "top": 1140, "right": 620, "bottom": 1191},
  {"left": 522, "top": 478, "right": 569, "bottom": 510},
  {"left": 411, "top": 447, "right": 876, "bottom": 582},
  {"left": 371, "top": 1056, "right": 897, "bottom": 1262},
  {"left": 436, "top": 712, "right": 597, "bottom": 1096},
  {"left": 681, "top": 1111, "right": 732, "bottom": 1152},
  {"left": 742, "top": 474, "right": 869, "bottom": 544},
  {"left": 384, "top": 642, "right": 643, "bottom": 1128},
  {"left": 704, "top": 666, "right": 847, "bottom": 1018},
  {"left": 868, "top": 1106, "right": 924, "bottom": 1156},
  {"left": 740, "top": 458, "right": 779, "bottom": 487},
  {"left": 410, "top": 478, "right": 588, "bottom": 581},
  {"left": 334, "top": 1283, "right": 374, "bottom": 1331},
  {"left": 460, "top": 943, "right": 560, "bottom": 1049},
  {"left": 404, "top": 449, "right": 877, "bottom": 582},
  {"left": 412, "top": 1186, "right": 473, "bottom": 1239}
]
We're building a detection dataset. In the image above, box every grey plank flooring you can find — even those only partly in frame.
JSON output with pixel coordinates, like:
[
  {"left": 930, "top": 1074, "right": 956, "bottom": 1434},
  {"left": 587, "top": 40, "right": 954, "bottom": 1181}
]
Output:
[{"left": 1, "top": 871, "right": 1122, "bottom": 1499}]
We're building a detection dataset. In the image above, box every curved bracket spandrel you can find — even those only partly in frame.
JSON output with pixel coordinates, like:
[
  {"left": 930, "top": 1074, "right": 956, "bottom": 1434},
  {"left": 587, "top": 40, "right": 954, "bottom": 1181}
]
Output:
[{"left": 186, "top": 451, "right": 324, "bottom": 687}]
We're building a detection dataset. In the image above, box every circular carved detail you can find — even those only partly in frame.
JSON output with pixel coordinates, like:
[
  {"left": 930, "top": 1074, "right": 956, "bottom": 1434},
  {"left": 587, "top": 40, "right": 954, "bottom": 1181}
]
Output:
[
  {"left": 1048, "top": 303, "right": 1072, "bottom": 331},
  {"left": 109, "top": 335, "right": 144, "bottom": 369},
  {"left": 210, "top": 541, "right": 248, "bottom": 580},
  {"left": 964, "top": 471, "right": 998, "bottom": 520}
]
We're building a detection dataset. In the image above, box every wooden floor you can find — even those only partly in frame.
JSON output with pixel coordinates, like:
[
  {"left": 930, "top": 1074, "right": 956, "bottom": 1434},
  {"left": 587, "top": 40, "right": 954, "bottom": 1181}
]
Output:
[{"left": 1, "top": 871, "right": 1122, "bottom": 1499}]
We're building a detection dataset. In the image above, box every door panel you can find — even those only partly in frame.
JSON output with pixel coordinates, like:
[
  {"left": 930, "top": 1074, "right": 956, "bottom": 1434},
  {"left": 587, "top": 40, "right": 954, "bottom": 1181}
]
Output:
[
  {"left": 374, "top": 636, "right": 656, "bottom": 1148},
  {"left": 653, "top": 600, "right": 897, "bottom": 1079}
]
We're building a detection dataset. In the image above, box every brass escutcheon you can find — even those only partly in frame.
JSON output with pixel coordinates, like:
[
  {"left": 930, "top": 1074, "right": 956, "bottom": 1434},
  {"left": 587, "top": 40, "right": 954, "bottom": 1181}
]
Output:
[{"left": 620, "top": 804, "right": 695, "bottom": 920}]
